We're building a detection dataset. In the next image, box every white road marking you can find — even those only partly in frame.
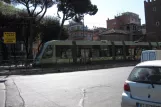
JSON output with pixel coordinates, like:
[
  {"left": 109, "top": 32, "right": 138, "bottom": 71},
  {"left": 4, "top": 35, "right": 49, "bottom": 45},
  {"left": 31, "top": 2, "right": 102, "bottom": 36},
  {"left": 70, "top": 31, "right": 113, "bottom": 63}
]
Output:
[{"left": 78, "top": 88, "right": 86, "bottom": 107}]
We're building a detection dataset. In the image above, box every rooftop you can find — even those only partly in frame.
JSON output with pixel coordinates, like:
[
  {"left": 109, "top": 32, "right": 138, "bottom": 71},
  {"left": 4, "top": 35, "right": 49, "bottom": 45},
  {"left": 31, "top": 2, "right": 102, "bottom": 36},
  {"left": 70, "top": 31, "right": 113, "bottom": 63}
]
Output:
[{"left": 99, "top": 29, "right": 130, "bottom": 35}]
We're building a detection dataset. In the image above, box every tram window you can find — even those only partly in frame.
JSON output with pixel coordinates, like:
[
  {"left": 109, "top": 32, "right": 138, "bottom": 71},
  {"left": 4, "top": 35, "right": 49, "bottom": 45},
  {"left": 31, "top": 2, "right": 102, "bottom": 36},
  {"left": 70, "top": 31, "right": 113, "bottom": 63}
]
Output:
[
  {"left": 56, "top": 45, "right": 72, "bottom": 58},
  {"left": 92, "top": 49, "right": 100, "bottom": 57},
  {"left": 56, "top": 46, "right": 61, "bottom": 57},
  {"left": 92, "top": 45, "right": 100, "bottom": 57},
  {"left": 42, "top": 45, "right": 53, "bottom": 59},
  {"left": 77, "top": 48, "right": 81, "bottom": 57},
  {"left": 100, "top": 46, "right": 109, "bottom": 57}
]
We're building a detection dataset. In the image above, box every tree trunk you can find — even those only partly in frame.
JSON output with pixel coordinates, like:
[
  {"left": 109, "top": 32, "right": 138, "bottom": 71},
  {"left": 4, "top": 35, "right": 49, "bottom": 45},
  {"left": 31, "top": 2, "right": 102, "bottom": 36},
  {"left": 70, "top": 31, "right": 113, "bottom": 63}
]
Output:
[
  {"left": 27, "top": 18, "right": 34, "bottom": 59},
  {"left": 38, "top": 41, "right": 43, "bottom": 52},
  {"left": 24, "top": 40, "right": 29, "bottom": 59},
  {"left": 2, "top": 43, "right": 8, "bottom": 60},
  {"left": 58, "top": 16, "right": 65, "bottom": 40},
  {"left": 28, "top": 36, "right": 33, "bottom": 59}
]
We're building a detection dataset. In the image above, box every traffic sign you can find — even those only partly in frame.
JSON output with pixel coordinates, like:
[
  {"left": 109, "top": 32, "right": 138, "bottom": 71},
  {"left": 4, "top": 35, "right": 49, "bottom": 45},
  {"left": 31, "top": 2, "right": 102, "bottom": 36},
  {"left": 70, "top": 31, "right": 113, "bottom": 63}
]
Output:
[{"left": 3, "top": 32, "right": 16, "bottom": 44}]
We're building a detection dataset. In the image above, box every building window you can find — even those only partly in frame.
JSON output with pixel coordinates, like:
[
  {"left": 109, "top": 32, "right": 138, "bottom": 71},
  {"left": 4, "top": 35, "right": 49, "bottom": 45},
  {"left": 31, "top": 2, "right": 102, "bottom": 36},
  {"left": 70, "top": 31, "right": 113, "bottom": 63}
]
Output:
[
  {"left": 133, "top": 26, "right": 135, "bottom": 30},
  {"left": 127, "top": 26, "right": 130, "bottom": 31},
  {"left": 133, "top": 26, "right": 137, "bottom": 30},
  {"left": 156, "top": 21, "right": 160, "bottom": 26},
  {"left": 153, "top": 7, "right": 156, "bottom": 11}
]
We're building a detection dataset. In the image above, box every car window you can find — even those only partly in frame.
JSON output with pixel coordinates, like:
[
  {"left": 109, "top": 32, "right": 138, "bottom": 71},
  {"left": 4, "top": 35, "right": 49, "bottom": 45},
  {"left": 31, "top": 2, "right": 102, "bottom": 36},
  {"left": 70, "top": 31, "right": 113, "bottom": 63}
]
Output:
[
  {"left": 142, "top": 52, "right": 148, "bottom": 61},
  {"left": 128, "top": 67, "right": 161, "bottom": 84}
]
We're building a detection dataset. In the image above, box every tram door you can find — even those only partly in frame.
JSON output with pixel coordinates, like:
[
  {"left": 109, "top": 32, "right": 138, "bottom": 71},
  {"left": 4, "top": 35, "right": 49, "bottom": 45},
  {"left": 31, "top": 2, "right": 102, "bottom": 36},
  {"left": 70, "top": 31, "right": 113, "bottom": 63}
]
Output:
[
  {"left": 80, "top": 49, "right": 90, "bottom": 63},
  {"left": 128, "top": 47, "right": 135, "bottom": 60}
]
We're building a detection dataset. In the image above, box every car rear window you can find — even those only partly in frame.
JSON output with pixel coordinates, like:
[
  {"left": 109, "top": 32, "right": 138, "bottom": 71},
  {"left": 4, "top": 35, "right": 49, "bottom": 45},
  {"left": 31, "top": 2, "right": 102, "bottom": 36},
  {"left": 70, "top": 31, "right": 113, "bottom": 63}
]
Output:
[{"left": 128, "top": 67, "right": 161, "bottom": 84}]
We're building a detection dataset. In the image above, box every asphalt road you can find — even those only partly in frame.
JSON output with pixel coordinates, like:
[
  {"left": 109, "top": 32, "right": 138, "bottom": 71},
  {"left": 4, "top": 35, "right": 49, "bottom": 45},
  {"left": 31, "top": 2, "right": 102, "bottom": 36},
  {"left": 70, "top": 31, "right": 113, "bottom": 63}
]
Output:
[
  {"left": 5, "top": 66, "right": 134, "bottom": 107},
  {"left": 0, "top": 83, "right": 5, "bottom": 107}
]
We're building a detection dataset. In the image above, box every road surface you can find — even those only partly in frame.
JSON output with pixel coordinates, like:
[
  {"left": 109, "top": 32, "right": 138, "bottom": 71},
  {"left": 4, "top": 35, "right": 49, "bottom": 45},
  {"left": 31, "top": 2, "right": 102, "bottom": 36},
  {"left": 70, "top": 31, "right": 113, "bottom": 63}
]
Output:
[
  {"left": 5, "top": 66, "right": 134, "bottom": 107},
  {"left": 0, "top": 80, "right": 5, "bottom": 107}
]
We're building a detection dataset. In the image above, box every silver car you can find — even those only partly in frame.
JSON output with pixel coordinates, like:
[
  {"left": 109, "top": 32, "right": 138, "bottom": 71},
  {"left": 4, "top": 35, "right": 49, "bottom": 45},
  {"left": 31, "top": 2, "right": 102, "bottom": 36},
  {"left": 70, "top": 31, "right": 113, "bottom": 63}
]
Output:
[{"left": 121, "top": 60, "right": 161, "bottom": 107}]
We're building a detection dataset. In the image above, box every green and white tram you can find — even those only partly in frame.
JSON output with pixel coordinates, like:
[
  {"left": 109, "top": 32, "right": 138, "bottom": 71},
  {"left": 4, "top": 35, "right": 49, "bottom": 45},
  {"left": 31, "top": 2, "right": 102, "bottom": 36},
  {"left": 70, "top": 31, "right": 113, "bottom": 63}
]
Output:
[{"left": 34, "top": 40, "right": 160, "bottom": 65}]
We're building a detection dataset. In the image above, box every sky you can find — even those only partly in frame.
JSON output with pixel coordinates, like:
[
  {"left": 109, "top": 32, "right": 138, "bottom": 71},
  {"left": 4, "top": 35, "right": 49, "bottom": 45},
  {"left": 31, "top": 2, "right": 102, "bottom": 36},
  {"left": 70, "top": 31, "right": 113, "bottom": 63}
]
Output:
[
  {"left": 16, "top": 0, "right": 145, "bottom": 29},
  {"left": 45, "top": 0, "right": 145, "bottom": 28}
]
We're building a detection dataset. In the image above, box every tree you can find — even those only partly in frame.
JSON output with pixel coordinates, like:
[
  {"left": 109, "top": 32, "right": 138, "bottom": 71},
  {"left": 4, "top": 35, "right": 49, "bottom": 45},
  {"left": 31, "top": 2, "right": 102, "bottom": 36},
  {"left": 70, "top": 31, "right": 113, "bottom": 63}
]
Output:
[
  {"left": 1, "top": 0, "right": 11, "bottom": 4},
  {"left": 56, "top": 0, "right": 98, "bottom": 39},
  {"left": 10, "top": 0, "right": 55, "bottom": 22},
  {"left": 9, "top": 0, "right": 55, "bottom": 59},
  {"left": 36, "top": 16, "right": 69, "bottom": 52},
  {"left": 0, "top": 1, "right": 22, "bottom": 60}
]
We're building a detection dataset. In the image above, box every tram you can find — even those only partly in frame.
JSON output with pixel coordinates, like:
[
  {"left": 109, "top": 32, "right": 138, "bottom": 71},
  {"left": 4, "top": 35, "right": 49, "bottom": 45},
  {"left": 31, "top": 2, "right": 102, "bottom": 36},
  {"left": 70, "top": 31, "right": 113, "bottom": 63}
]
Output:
[{"left": 34, "top": 40, "right": 160, "bottom": 65}]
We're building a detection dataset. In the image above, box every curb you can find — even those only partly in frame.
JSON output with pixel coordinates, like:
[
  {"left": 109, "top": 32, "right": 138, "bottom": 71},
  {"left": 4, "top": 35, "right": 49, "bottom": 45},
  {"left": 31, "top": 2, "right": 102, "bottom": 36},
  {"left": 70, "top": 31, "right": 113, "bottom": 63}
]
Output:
[{"left": 0, "top": 62, "right": 137, "bottom": 76}]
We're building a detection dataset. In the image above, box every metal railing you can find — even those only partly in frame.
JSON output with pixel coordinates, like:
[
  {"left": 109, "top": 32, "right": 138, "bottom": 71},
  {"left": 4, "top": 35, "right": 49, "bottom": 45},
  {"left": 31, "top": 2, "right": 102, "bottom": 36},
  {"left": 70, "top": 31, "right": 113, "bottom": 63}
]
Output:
[{"left": 0, "top": 56, "right": 139, "bottom": 75}]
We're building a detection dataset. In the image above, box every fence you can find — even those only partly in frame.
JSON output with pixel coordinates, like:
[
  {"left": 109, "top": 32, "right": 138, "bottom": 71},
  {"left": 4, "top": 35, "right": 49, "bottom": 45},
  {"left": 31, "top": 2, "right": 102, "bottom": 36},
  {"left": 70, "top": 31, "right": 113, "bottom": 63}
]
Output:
[{"left": 0, "top": 57, "right": 139, "bottom": 76}]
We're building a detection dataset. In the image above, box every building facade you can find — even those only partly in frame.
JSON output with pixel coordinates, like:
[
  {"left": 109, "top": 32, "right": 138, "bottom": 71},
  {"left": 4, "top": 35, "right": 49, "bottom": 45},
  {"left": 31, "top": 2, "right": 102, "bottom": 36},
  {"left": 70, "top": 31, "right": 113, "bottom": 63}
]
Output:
[
  {"left": 92, "top": 27, "right": 107, "bottom": 41},
  {"left": 99, "top": 29, "right": 130, "bottom": 41},
  {"left": 144, "top": 0, "right": 161, "bottom": 41},
  {"left": 103, "top": 12, "right": 144, "bottom": 41},
  {"left": 107, "top": 12, "right": 141, "bottom": 31},
  {"left": 67, "top": 22, "right": 94, "bottom": 40}
]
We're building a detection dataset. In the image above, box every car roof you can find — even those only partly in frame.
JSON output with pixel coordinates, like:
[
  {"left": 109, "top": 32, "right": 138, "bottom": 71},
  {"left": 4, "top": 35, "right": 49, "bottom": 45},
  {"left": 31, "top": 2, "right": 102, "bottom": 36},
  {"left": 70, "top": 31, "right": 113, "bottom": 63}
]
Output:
[
  {"left": 136, "top": 60, "right": 161, "bottom": 67},
  {"left": 142, "top": 50, "right": 161, "bottom": 52}
]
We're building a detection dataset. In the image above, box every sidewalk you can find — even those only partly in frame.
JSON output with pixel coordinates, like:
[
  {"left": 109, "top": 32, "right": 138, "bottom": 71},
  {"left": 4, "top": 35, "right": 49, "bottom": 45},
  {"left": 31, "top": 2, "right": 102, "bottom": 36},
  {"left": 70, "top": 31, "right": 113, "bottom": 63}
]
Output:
[{"left": 0, "top": 77, "right": 6, "bottom": 107}]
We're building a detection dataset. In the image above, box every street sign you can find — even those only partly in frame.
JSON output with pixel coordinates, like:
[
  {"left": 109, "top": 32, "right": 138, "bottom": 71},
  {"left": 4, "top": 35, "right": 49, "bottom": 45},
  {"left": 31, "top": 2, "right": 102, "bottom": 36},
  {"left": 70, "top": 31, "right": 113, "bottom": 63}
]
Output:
[{"left": 3, "top": 32, "right": 16, "bottom": 44}]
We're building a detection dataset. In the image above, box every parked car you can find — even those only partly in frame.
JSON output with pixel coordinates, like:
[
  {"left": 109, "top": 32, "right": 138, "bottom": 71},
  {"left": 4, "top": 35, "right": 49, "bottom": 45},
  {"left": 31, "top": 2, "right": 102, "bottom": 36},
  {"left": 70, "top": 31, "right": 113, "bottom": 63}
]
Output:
[
  {"left": 121, "top": 60, "right": 161, "bottom": 107},
  {"left": 141, "top": 50, "right": 161, "bottom": 62}
]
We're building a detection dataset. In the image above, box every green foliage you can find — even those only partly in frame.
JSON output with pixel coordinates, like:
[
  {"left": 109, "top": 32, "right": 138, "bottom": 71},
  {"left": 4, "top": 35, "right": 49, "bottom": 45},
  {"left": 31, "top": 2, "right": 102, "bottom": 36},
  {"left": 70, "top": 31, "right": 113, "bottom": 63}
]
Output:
[
  {"left": 0, "top": 1, "right": 20, "bottom": 16},
  {"left": 1, "top": 0, "right": 11, "bottom": 4},
  {"left": 56, "top": 0, "right": 98, "bottom": 39},
  {"left": 0, "top": 1, "right": 68, "bottom": 59},
  {"left": 0, "top": 1, "right": 68, "bottom": 42},
  {"left": 70, "top": 0, "right": 98, "bottom": 15},
  {"left": 57, "top": 0, "right": 98, "bottom": 20},
  {"left": 10, "top": 0, "right": 55, "bottom": 22},
  {"left": 38, "top": 16, "right": 69, "bottom": 42}
]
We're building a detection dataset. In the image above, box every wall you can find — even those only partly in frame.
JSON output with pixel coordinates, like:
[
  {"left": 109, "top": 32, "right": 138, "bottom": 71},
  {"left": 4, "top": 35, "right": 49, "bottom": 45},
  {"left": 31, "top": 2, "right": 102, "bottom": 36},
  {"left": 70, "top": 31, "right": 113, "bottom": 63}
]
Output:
[
  {"left": 144, "top": 0, "right": 161, "bottom": 41},
  {"left": 68, "top": 30, "right": 94, "bottom": 40},
  {"left": 100, "top": 34, "right": 129, "bottom": 41},
  {"left": 107, "top": 19, "right": 120, "bottom": 30},
  {"left": 107, "top": 12, "right": 141, "bottom": 30}
]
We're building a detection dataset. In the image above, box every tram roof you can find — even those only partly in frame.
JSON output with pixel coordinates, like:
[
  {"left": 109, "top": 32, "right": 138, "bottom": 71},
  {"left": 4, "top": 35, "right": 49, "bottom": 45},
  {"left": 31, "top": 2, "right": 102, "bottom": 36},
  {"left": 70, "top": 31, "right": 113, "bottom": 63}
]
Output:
[{"left": 45, "top": 40, "right": 159, "bottom": 46}]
